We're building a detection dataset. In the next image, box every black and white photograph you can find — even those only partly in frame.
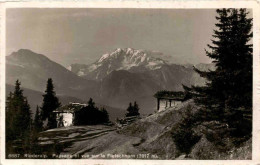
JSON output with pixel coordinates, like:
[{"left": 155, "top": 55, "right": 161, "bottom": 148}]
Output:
[{"left": 1, "top": 1, "right": 260, "bottom": 164}]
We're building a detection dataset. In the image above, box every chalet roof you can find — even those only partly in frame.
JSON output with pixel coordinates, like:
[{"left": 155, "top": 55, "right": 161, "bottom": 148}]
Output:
[
  {"left": 154, "top": 90, "right": 185, "bottom": 100},
  {"left": 53, "top": 102, "right": 87, "bottom": 113}
]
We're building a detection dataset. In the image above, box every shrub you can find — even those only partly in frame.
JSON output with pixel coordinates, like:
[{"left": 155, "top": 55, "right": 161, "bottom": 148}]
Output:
[
  {"left": 74, "top": 98, "right": 110, "bottom": 125},
  {"left": 171, "top": 106, "right": 201, "bottom": 155}
]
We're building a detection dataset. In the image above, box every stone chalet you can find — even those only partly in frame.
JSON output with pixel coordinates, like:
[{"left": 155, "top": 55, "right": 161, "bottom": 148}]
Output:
[
  {"left": 154, "top": 90, "right": 186, "bottom": 112},
  {"left": 53, "top": 102, "right": 87, "bottom": 127}
]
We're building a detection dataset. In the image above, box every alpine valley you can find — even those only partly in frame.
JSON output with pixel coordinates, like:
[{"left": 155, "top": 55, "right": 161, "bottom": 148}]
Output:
[{"left": 6, "top": 48, "right": 214, "bottom": 120}]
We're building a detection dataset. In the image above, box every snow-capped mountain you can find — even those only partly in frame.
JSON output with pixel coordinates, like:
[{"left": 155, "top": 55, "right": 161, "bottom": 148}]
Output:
[
  {"left": 70, "top": 48, "right": 168, "bottom": 80},
  {"left": 6, "top": 49, "right": 212, "bottom": 116}
]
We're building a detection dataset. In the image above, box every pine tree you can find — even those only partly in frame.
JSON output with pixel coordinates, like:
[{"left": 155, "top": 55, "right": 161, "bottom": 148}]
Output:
[
  {"left": 100, "top": 107, "right": 109, "bottom": 123},
  {"left": 126, "top": 102, "right": 140, "bottom": 117},
  {"left": 126, "top": 102, "right": 133, "bottom": 117},
  {"left": 33, "top": 106, "right": 43, "bottom": 132},
  {"left": 223, "top": 9, "right": 252, "bottom": 137},
  {"left": 41, "top": 78, "right": 61, "bottom": 129},
  {"left": 6, "top": 80, "right": 32, "bottom": 154},
  {"left": 133, "top": 101, "right": 140, "bottom": 116},
  {"left": 88, "top": 98, "right": 95, "bottom": 108},
  {"left": 47, "top": 113, "right": 58, "bottom": 129},
  {"left": 187, "top": 9, "right": 252, "bottom": 137}
]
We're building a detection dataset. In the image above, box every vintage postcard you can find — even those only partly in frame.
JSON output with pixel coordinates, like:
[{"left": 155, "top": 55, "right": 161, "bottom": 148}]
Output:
[{"left": 0, "top": 0, "right": 260, "bottom": 165}]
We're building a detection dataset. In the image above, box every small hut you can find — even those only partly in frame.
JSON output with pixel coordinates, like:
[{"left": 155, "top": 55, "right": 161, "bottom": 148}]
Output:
[
  {"left": 154, "top": 90, "right": 186, "bottom": 112},
  {"left": 53, "top": 102, "right": 87, "bottom": 127}
]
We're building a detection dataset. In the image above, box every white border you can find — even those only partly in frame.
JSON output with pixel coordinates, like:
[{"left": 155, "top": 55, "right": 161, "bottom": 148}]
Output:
[{"left": 1, "top": 1, "right": 260, "bottom": 165}]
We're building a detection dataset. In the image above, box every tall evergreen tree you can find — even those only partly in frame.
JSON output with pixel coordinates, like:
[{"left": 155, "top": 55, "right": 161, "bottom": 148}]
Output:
[
  {"left": 187, "top": 9, "right": 252, "bottom": 137},
  {"left": 33, "top": 106, "right": 43, "bottom": 132},
  {"left": 41, "top": 78, "right": 61, "bottom": 129},
  {"left": 6, "top": 80, "right": 32, "bottom": 154}
]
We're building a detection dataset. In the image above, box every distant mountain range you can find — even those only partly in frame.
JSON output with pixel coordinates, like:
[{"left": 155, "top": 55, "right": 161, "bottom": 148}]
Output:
[
  {"left": 6, "top": 49, "right": 98, "bottom": 100},
  {"left": 70, "top": 48, "right": 168, "bottom": 80},
  {"left": 6, "top": 84, "right": 125, "bottom": 121},
  {"left": 6, "top": 48, "right": 214, "bottom": 117}
]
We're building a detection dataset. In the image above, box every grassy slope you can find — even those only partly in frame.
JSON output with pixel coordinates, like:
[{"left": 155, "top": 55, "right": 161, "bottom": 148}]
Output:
[
  {"left": 37, "top": 100, "right": 251, "bottom": 159},
  {"left": 38, "top": 101, "right": 191, "bottom": 158}
]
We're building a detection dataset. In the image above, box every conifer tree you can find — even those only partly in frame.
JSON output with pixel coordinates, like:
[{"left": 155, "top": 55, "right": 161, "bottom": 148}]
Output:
[
  {"left": 34, "top": 106, "right": 43, "bottom": 132},
  {"left": 126, "top": 102, "right": 133, "bottom": 117},
  {"left": 6, "top": 80, "right": 32, "bottom": 154},
  {"left": 187, "top": 9, "right": 252, "bottom": 137},
  {"left": 100, "top": 107, "right": 109, "bottom": 123},
  {"left": 126, "top": 102, "right": 140, "bottom": 117},
  {"left": 41, "top": 78, "right": 61, "bottom": 129},
  {"left": 133, "top": 101, "right": 140, "bottom": 116},
  {"left": 88, "top": 98, "right": 95, "bottom": 108}
]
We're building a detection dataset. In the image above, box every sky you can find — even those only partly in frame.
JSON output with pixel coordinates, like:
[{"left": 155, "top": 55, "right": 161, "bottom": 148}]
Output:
[{"left": 6, "top": 8, "right": 218, "bottom": 67}]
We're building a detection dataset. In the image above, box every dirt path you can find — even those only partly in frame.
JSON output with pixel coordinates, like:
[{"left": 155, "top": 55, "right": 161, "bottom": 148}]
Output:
[{"left": 38, "top": 125, "right": 149, "bottom": 158}]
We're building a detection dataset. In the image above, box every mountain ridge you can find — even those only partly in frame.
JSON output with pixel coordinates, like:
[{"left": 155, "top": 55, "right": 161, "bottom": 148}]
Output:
[
  {"left": 70, "top": 48, "right": 169, "bottom": 80},
  {"left": 6, "top": 48, "right": 212, "bottom": 116},
  {"left": 6, "top": 49, "right": 100, "bottom": 101}
]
